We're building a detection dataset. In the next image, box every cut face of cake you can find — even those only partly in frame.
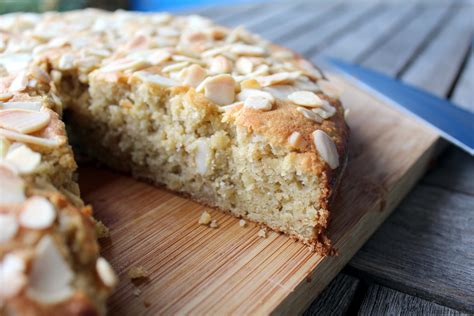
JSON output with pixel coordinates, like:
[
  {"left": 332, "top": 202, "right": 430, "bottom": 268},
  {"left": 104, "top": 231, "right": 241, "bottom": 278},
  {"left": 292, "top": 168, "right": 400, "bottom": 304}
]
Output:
[{"left": 0, "top": 9, "right": 348, "bottom": 314}]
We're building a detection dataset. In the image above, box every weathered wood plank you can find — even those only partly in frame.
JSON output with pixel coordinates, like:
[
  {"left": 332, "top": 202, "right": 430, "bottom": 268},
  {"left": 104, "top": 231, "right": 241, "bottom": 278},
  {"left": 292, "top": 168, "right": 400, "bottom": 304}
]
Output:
[
  {"left": 304, "top": 274, "right": 359, "bottom": 316},
  {"left": 320, "top": 4, "right": 419, "bottom": 62},
  {"left": 256, "top": 3, "right": 342, "bottom": 42},
  {"left": 359, "top": 285, "right": 468, "bottom": 315},
  {"left": 349, "top": 185, "right": 474, "bottom": 312},
  {"left": 226, "top": 3, "right": 303, "bottom": 29},
  {"left": 423, "top": 147, "right": 474, "bottom": 195},
  {"left": 452, "top": 43, "right": 474, "bottom": 112},
  {"left": 402, "top": 7, "right": 474, "bottom": 96},
  {"left": 361, "top": 5, "right": 451, "bottom": 76},
  {"left": 283, "top": 4, "right": 382, "bottom": 54}
]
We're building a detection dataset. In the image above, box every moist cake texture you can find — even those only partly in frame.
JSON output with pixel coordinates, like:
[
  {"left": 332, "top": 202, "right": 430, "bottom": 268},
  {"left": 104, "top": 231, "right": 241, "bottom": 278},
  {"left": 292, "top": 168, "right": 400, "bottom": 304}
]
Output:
[{"left": 0, "top": 9, "right": 348, "bottom": 314}]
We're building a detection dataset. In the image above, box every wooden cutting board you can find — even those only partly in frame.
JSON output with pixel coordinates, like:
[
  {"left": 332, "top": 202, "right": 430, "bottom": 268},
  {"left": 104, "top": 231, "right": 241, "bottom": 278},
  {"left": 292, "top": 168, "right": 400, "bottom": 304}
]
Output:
[{"left": 78, "top": 71, "right": 440, "bottom": 315}]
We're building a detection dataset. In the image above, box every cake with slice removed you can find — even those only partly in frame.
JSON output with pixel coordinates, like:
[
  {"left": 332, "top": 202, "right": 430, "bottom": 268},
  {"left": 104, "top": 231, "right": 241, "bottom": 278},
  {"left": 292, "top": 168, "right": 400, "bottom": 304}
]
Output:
[{"left": 0, "top": 9, "right": 348, "bottom": 314}]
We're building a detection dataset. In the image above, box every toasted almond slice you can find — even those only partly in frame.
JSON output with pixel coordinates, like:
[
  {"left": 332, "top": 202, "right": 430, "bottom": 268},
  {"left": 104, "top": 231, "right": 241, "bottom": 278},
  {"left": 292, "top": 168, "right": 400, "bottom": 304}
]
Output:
[
  {"left": 237, "top": 88, "right": 275, "bottom": 103},
  {"left": 297, "top": 59, "right": 323, "bottom": 80},
  {"left": 5, "top": 144, "right": 41, "bottom": 174},
  {"left": 318, "top": 79, "right": 342, "bottom": 99},
  {"left": 288, "top": 131, "right": 304, "bottom": 148},
  {"left": 296, "top": 107, "right": 323, "bottom": 123},
  {"left": 133, "top": 71, "right": 178, "bottom": 88},
  {"left": 19, "top": 196, "right": 56, "bottom": 229},
  {"left": 9, "top": 71, "right": 28, "bottom": 92},
  {"left": 288, "top": 91, "right": 323, "bottom": 107},
  {"left": 263, "top": 85, "right": 297, "bottom": 100},
  {"left": 209, "top": 55, "right": 232, "bottom": 74},
  {"left": 240, "top": 79, "right": 261, "bottom": 90},
  {"left": 161, "top": 61, "right": 189, "bottom": 73},
  {"left": 100, "top": 59, "right": 149, "bottom": 73},
  {"left": 230, "top": 43, "right": 266, "bottom": 56},
  {"left": 27, "top": 235, "right": 74, "bottom": 304},
  {"left": 58, "top": 54, "right": 75, "bottom": 70},
  {"left": 0, "top": 254, "right": 27, "bottom": 299},
  {"left": 179, "top": 64, "right": 207, "bottom": 88},
  {"left": 0, "top": 214, "right": 19, "bottom": 243},
  {"left": 0, "top": 136, "right": 10, "bottom": 158},
  {"left": 148, "top": 49, "right": 172, "bottom": 65},
  {"left": 244, "top": 95, "right": 273, "bottom": 111},
  {"left": 0, "top": 92, "right": 13, "bottom": 102},
  {"left": 0, "top": 166, "right": 25, "bottom": 204},
  {"left": 256, "top": 71, "right": 300, "bottom": 87},
  {"left": 196, "top": 74, "right": 235, "bottom": 106},
  {"left": 218, "top": 101, "right": 244, "bottom": 112},
  {"left": 0, "top": 109, "right": 50, "bottom": 134},
  {"left": 0, "top": 128, "right": 64, "bottom": 148},
  {"left": 96, "top": 257, "right": 118, "bottom": 288},
  {"left": 194, "top": 139, "right": 210, "bottom": 174},
  {"left": 312, "top": 130, "right": 339, "bottom": 169},
  {"left": 235, "top": 57, "right": 254, "bottom": 75},
  {"left": 0, "top": 101, "right": 42, "bottom": 111}
]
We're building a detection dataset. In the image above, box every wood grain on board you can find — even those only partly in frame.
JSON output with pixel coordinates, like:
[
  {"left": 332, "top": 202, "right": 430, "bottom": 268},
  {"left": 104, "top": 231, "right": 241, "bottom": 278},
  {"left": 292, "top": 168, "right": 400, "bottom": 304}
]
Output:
[{"left": 78, "top": 71, "right": 439, "bottom": 314}]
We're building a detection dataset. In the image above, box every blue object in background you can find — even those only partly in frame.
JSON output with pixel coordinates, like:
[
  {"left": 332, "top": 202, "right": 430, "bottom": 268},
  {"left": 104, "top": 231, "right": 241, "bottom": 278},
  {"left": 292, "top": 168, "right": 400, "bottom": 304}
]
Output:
[{"left": 131, "top": 0, "right": 255, "bottom": 11}]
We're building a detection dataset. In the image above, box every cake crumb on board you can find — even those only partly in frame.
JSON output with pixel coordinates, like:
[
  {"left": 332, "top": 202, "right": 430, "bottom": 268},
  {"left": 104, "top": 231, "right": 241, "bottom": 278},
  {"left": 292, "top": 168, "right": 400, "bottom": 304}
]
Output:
[
  {"left": 128, "top": 266, "right": 149, "bottom": 280},
  {"left": 198, "top": 211, "right": 212, "bottom": 225}
]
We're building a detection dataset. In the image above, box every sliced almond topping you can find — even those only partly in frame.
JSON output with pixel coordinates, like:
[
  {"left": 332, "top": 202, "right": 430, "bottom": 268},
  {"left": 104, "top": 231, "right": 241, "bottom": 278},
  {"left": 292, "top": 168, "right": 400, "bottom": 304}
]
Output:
[
  {"left": 0, "top": 166, "right": 25, "bottom": 204},
  {"left": 0, "top": 92, "right": 13, "bottom": 102},
  {"left": 19, "top": 196, "right": 56, "bottom": 229},
  {"left": 178, "top": 64, "right": 207, "bottom": 88},
  {"left": 0, "top": 136, "right": 10, "bottom": 158},
  {"left": 237, "top": 88, "right": 275, "bottom": 103},
  {"left": 288, "top": 131, "right": 304, "bottom": 148},
  {"left": 263, "top": 85, "right": 297, "bottom": 100},
  {"left": 240, "top": 79, "right": 261, "bottom": 90},
  {"left": 244, "top": 95, "right": 273, "bottom": 111},
  {"left": 0, "top": 214, "right": 19, "bottom": 243},
  {"left": 149, "top": 49, "right": 172, "bottom": 65},
  {"left": 198, "top": 211, "right": 212, "bottom": 225},
  {"left": 230, "top": 44, "right": 266, "bottom": 56},
  {"left": 296, "top": 107, "right": 323, "bottom": 123},
  {"left": 194, "top": 139, "right": 210, "bottom": 174},
  {"left": 133, "top": 71, "right": 178, "bottom": 88},
  {"left": 0, "top": 128, "right": 64, "bottom": 148},
  {"left": 318, "top": 80, "right": 342, "bottom": 99},
  {"left": 209, "top": 55, "right": 232, "bottom": 74},
  {"left": 312, "top": 130, "right": 339, "bottom": 169},
  {"left": 197, "top": 74, "right": 235, "bottom": 106},
  {"left": 0, "top": 109, "right": 50, "bottom": 134},
  {"left": 256, "top": 71, "right": 300, "bottom": 87},
  {"left": 27, "top": 235, "right": 74, "bottom": 304},
  {"left": 297, "top": 59, "right": 323, "bottom": 80},
  {"left": 100, "top": 59, "right": 149, "bottom": 73},
  {"left": 9, "top": 71, "right": 29, "bottom": 92},
  {"left": 218, "top": 101, "right": 243, "bottom": 112},
  {"left": 288, "top": 91, "right": 323, "bottom": 107},
  {"left": 0, "top": 101, "right": 42, "bottom": 111},
  {"left": 161, "top": 61, "right": 189, "bottom": 73},
  {"left": 5, "top": 144, "right": 41, "bottom": 174},
  {"left": 312, "top": 100, "right": 337, "bottom": 119},
  {"left": 58, "top": 54, "right": 75, "bottom": 70},
  {"left": 96, "top": 257, "right": 118, "bottom": 288},
  {"left": 0, "top": 254, "right": 27, "bottom": 299},
  {"left": 235, "top": 57, "right": 254, "bottom": 74}
]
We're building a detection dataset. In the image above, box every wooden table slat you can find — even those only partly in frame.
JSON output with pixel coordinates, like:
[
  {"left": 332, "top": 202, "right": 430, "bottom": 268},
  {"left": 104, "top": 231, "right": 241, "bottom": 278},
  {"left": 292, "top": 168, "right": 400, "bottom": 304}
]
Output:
[
  {"left": 320, "top": 4, "right": 420, "bottom": 62},
  {"left": 283, "top": 4, "right": 381, "bottom": 55},
  {"left": 303, "top": 274, "right": 360, "bottom": 316},
  {"left": 452, "top": 43, "right": 474, "bottom": 112},
  {"left": 257, "top": 3, "right": 341, "bottom": 42},
  {"left": 359, "top": 284, "right": 468, "bottom": 316},
  {"left": 361, "top": 5, "right": 452, "bottom": 77},
  {"left": 349, "top": 185, "right": 474, "bottom": 312},
  {"left": 402, "top": 7, "right": 474, "bottom": 96}
]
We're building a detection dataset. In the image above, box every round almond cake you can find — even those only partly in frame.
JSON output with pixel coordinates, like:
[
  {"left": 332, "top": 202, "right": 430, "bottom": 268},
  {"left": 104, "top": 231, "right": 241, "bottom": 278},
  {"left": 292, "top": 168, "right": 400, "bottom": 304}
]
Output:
[{"left": 0, "top": 9, "right": 349, "bottom": 315}]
